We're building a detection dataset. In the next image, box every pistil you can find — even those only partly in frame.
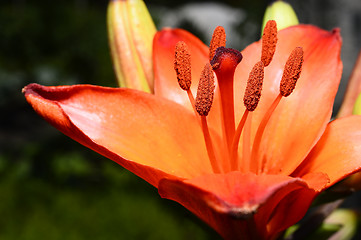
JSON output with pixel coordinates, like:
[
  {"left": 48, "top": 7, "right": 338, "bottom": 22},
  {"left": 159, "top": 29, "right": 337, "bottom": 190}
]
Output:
[{"left": 211, "top": 47, "right": 243, "bottom": 153}]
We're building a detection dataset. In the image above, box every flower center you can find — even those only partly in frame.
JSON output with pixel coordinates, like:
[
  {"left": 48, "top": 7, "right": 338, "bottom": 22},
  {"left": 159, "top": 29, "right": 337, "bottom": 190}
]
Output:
[{"left": 173, "top": 21, "right": 304, "bottom": 175}]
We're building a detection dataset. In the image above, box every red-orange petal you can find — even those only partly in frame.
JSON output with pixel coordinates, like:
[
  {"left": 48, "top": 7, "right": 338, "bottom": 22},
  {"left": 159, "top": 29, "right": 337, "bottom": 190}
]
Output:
[
  {"left": 234, "top": 25, "right": 342, "bottom": 175},
  {"left": 159, "top": 172, "right": 323, "bottom": 239},
  {"left": 293, "top": 115, "right": 361, "bottom": 187},
  {"left": 153, "top": 28, "right": 209, "bottom": 109},
  {"left": 23, "top": 83, "right": 213, "bottom": 187}
]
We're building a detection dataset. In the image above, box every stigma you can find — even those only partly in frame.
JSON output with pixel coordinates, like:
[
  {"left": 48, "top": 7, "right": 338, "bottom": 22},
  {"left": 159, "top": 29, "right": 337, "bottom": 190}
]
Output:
[{"left": 173, "top": 20, "right": 304, "bottom": 174}]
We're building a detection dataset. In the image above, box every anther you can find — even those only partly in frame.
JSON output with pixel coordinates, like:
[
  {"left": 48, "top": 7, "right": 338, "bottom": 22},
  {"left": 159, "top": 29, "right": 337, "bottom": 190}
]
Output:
[
  {"left": 243, "top": 61, "right": 264, "bottom": 111},
  {"left": 280, "top": 47, "right": 304, "bottom": 97},
  {"left": 261, "top": 20, "right": 278, "bottom": 67},
  {"left": 195, "top": 63, "right": 215, "bottom": 116},
  {"left": 174, "top": 41, "right": 192, "bottom": 90},
  {"left": 209, "top": 26, "right": 226, "bottom": 62}
]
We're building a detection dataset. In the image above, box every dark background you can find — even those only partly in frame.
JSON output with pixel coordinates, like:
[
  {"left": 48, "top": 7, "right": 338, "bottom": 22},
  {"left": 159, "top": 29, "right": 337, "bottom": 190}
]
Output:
[{"left": 1, "top": 0, "right": 361, "bottom": 239}]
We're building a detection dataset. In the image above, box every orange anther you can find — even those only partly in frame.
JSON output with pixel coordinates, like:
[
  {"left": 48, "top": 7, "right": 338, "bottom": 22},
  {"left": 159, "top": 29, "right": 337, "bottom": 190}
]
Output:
[
  {"left": 209, "top": 26, "right": 226, "bottom": 62},
  {"left": 280, "top": 47, "right": 304, "bottom": 97},
  {"left": 195, "top": 63, "right": 215, "bottom": 116},
  {"left": 174, "top": 41, "right": 192, "bottom": 90},
  {"left": 261, "top": 20, "right": 278, "bottom": 67},
  {"left": 243, "top": 61, "right": 264, "bottom": 111}
]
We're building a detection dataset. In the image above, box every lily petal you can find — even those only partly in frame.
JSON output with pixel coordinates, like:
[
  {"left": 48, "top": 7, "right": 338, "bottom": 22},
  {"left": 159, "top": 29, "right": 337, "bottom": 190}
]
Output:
[
  {"left": 159, "top": 172, "right": 325, "bottom": 239},
  {"left": 23, "top": 83, "right": 213, "bottom": 187},
  {"left": 153, "top": 28, "right": 209, "bottom": 109},
  {"left": 293, "top": 115, "right": 361, "bottom": 187},
  {"left": 234, "top": 25, "right": 342, "bottom": 175}
]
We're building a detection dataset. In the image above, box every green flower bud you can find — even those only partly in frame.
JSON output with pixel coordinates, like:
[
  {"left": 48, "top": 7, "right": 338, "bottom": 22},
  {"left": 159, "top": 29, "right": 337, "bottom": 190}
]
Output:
[
  {"left": 262, "top": 0, "right": 299, "bottom": 35},
  {"left": 108, "top": 0, "right": 156, "bottom": 92},
  {"left": 352, "top": 92, "right": 361, "bottom": 115}
]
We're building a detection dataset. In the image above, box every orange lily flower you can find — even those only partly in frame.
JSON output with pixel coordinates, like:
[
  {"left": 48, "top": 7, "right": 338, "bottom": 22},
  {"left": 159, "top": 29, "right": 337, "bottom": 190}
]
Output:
[{"left": 23, "top": 23, "right": 361, "bottom": 239}]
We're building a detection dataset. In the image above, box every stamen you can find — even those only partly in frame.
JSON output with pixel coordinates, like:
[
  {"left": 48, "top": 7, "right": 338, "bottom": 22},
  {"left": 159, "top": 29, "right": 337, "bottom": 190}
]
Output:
[
  {"left": 252, "top": 47, "right": 303, "bottom": 173},
  {"left": 243, "top": 61, "right": 264, "bottom": 111},
  {"left": 250, "top": 93, "right": 282, "bottom": 174},
  {"left": 209, "top": 26, "right": 226, "bottom": 62},
  {"left": 251, "top": 48, "right": 303, "bottom": 173},
  {"left": 174, "top": 41, "right": 197, "bottom": 113},
  {"left": 261, "top": 20, "right": 278, "bottom": 67},
  {"left": 241, "top": 115, "right": 252, "bottom": 172},
  {"left": 195, "top": 63, "right": 215, "bottom": 116},
  {"left": 280, "top": 47, "right": 304, "bottom": 97},
  {"left": 200, "top": 116, "right": 222, "bottom": 173},
  {"left": 231, "top": 61, "right": 264, "bottom": 171},
  {"left": 230, "top": 110, "right": 249, "bottom": 171},
  {"left": 174, "top": 41, "right": 191, "bottom": 91},
  {"left": 211, "top": 47, "right": 243, "bottom": 153},
  {"left": 195, "top": 63, "right": 221, "bottom": 173}
]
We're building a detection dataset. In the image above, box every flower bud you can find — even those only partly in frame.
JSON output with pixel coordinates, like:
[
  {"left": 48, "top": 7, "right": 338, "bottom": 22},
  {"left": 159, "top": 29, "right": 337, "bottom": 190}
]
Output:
[
  {"left": 352, "top": 92, "right": 361, "bottom": 115},
  {"left": 323, "top": 209, "right": 357, "bottom": 239},
  {"left": 262, "top": 0, "right": 299, "bottom": 35},
  {"left": 108, "top": 0, "right": 156, "bottom": 92}
]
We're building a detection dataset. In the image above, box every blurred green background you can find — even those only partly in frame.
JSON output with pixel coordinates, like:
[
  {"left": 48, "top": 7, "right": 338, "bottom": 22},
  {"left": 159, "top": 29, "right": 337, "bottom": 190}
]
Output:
[{"left": 1, "top": 0, "right": 361, "bottom": 239}]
